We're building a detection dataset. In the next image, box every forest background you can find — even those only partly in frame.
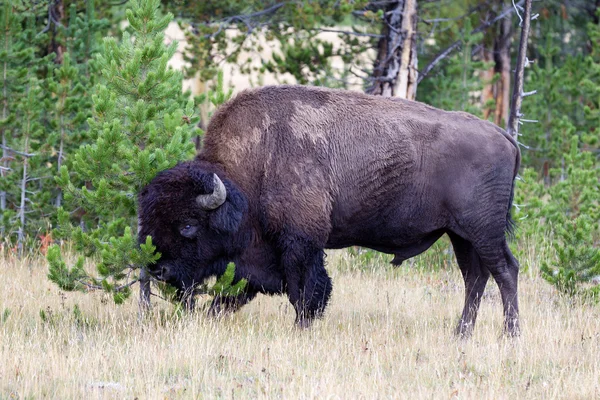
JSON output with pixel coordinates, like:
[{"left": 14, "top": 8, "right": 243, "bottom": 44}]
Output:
[{"left": 1, "top": 0, "right": 599, "bottom": 304}]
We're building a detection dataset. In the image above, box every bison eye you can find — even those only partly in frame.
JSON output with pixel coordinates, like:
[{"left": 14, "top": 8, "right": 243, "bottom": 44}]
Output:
[{"left": 179, "top": 222, "right": 198, "bottom": 238}]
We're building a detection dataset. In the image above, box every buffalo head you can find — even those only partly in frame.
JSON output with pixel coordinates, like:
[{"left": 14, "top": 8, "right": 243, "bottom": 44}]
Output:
[{"left": 138, "top": 161, "right": 249, "bottom": 292}]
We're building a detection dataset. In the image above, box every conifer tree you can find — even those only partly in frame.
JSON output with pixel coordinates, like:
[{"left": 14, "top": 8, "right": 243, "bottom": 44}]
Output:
[
  {"left": 0, "top": 2, "right": 52, "bottom": 251},
  {"left": 12, "top": 75, "right": 47, "bottom": 257},
  {"left": 47, "top": 0, "right": 199, "bottom": 303},
  {"left": 539, "top": 136, "right": 600, "bottom": 299},
  {"left": 43, "top": 1, "right": 111, "bottom": 217},
  {"left": 0, "top": 0, "right": 35, "bottom": 237},
  {"left": 46, "top": 52, "right": 89, "bottom": 209},
  {"left": 62, "top": 2, "right": 109, "bottom": 79}
]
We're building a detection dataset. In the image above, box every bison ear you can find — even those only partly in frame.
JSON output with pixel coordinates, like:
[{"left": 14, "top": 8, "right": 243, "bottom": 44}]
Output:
[{"left": 208, "top": 181, "right": 247, "bottom": 235}]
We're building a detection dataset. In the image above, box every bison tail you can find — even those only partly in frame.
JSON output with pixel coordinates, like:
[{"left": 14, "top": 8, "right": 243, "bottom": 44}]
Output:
[
  {"left": 505, "top": 181, "right": 517, "bottom": 241},
  {"left": 505, "top": 143, "right": 520, "bottom": 241}
]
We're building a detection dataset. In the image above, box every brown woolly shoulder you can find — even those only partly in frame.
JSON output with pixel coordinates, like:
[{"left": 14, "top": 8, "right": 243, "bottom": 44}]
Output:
[{"left": 205, "top": 87, "right": 264, "bottom": 135}]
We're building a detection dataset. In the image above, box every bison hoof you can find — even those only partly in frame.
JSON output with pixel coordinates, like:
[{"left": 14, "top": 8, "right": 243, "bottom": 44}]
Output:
[
  {"left": 504, "top": 319, "right": 521, "bottom": 337},
  {"left": 454, "top": 323, "right": 474, "bottom": 340}
]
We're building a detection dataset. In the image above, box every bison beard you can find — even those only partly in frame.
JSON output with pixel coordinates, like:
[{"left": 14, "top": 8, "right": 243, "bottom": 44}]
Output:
[{"left": 138, "top": 85, "right": 521, "bottom": 337}]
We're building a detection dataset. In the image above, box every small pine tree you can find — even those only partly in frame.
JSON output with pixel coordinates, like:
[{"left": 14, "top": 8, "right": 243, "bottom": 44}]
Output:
[
  {"left": 48, "top": 0, "right": 198, "bottom": 303},
  {"left": 540, "top": 216, "right": 600, "bottom": 300},
  {"left": 533, "top": 136, "right": 600, "bottom": 299}
]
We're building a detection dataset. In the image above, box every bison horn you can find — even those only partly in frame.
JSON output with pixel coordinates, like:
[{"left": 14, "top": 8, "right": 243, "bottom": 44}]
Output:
[{"left": 196, "top": 174, "right": 227, "bottom": 210}]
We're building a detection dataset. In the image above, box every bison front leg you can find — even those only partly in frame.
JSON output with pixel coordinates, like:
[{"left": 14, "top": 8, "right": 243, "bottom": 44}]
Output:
[{"left": 280, "top": 236, "right": 333, "bottom": 328}]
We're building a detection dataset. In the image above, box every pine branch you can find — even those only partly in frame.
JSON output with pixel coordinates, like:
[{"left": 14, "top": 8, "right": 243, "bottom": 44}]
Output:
[
  {"left": 77, "top": 278, "right": 139, "bottom": 292},
  {"left": 310, "top": 28, "right": 384, "bottom": 38}
]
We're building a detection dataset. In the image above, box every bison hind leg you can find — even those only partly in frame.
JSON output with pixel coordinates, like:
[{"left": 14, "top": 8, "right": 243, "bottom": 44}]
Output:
[
  {"left": 451, "top": 230, "right": 520, "bottom": 338},
  {"left": 448, "top": 232, "right": 490, "bottom": 338}
]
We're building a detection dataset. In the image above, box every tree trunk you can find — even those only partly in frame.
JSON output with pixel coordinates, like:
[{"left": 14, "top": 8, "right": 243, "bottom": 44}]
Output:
[
  {"left": 367, "top": 0, "right": 418, "bottom": 99},
  {"left": 481, "top": 1, "right": 512, "bottom": 126},
  {"left": 138, "top": 217, "right": 152, "bottom": 316},
  {"left": 494, "top": 7, "right": 512, "bottom": 126},
  {"left": 48, "top": 0, "right": 65, "bottom": 64},
  {"left": 55, "top": 111, "right": 65, "bottom": 208},
  {"left": 17, "top": 136, "right": 28, "bottom": 259},
  {"left": 507, "top": 0, "right": 533, "bottom": 139}
]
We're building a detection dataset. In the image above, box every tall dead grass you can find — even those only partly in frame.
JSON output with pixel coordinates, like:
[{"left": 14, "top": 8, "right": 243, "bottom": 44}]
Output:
[{"left": 1, "top": 243, "right": 599, "bottom": 399}]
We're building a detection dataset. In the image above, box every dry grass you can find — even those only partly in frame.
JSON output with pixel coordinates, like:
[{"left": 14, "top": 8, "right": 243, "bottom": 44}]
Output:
[{"left": 1, "top": 246, "right": 599, "bottom": 399}]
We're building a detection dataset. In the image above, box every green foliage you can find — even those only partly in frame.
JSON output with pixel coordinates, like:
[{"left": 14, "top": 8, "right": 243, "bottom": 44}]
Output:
[
  {"left": 516, "top": 135, "right": 600, "bottom": 298},
  {"left": 417, "top": 19, "right": 491, "bottom": 117},
  {"left": 46, "top": 245, "right": 87, "bottom": 291},
  {"left": 62, "top": 1, "right": 109, "bottom": 78},
  {"left": 48, "top": 0, "right": 245, "bottom": 307},
  {"left": 46, "top": 52, "right": 90, "bottom": 212},
  {"left": 206, "top": 262, "right": 247, "bottom": 297},
  {"left": 48, "top": 0, "right": 198, "bottom": 302},
  {"left": 540, "top": 216, "right": 600, "bottom": 300},
  {"left": 0, "top": 2, "right": 44, "bottom": 242},
  {"left": 153, "top": 262, "right": 247, "bottom": 306},
  {"left": 1, "top": 0, "right": 113, "bottom": 252}
]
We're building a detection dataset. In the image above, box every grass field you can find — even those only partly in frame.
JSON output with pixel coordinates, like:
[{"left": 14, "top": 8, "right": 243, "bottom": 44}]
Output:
[{"left": 1, "top": 243, "right": 599, "bottom": 399}]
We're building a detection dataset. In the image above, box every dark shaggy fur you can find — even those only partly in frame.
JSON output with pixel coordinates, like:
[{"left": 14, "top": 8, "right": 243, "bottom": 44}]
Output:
[{"left": 139, "top": 85, "right": 521, "bottom": 336}]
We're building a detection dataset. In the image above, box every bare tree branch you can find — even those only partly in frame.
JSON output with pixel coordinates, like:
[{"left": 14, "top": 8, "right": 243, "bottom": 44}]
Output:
[
  {"left": 0, "top": 144, "right": 36, "bottom": 158},
  {"left": 421, "top": 4, "right": 483, "bottom": 24},
  {"left": 38, "top": 3, "right": 53, "bottom": 35},
  {"left": 311, "top": 27, "right": 384, "bottom": 38},
  {"left": 200, "top": 2, "right": 289, "bottom": 39}
]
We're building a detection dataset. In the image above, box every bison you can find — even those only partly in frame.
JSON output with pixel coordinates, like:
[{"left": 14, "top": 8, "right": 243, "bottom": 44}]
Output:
[{"left": 138, "top": 85, "right": 521, "bottom": 337}]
